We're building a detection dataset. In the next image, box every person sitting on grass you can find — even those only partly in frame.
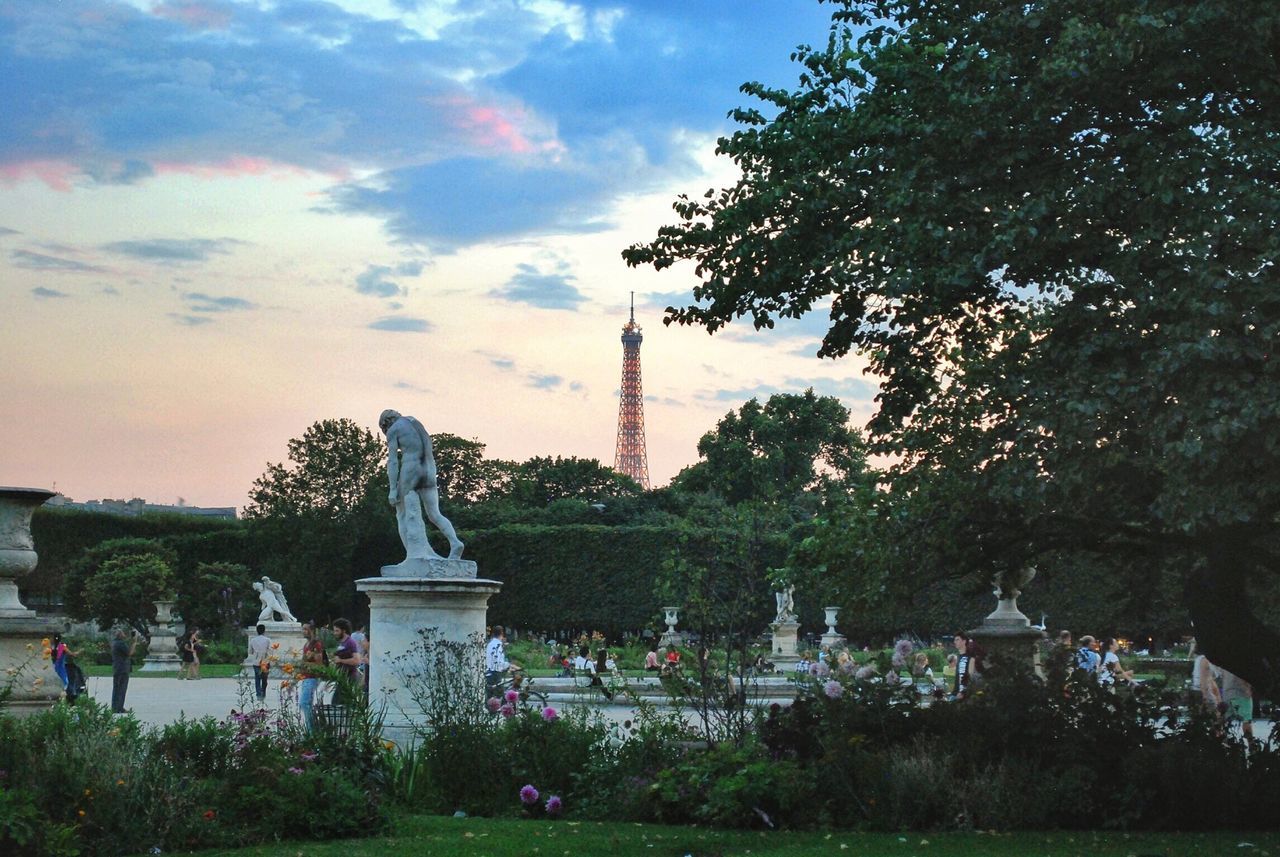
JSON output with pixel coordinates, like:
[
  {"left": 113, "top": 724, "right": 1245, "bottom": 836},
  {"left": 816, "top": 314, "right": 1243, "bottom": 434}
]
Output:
[
  {"left": 662, "top": 644, "right": 682, "bottom": 676},
  {"left": 644, "top": 642, "right": 661, "bottom": 672}
]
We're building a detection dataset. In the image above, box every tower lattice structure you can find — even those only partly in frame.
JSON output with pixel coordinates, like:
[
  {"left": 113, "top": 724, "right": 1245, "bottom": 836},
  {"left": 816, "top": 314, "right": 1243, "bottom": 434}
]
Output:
[{"left": 614, "top": 293, "right": 651, "bottom": 489}]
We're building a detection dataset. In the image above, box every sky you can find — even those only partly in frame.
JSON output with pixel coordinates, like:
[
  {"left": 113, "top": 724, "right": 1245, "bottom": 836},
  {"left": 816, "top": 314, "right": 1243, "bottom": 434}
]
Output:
[{"left": 0, "top": 0, "right": 877, "bottom": 509}]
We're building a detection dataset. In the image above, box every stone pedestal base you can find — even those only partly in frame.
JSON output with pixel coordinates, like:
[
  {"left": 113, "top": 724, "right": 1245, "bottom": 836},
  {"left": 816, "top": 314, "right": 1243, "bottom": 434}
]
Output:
[
  {"left": 821, "top": 632, "right": 847, "bottom": 650},
  {"left": 381, "top": 557, "right": 477, "bottom": 579},
  {"left": 0, "top": 614, "right": 64, "bottom": 714},
  {"left": 242, "top": 621, "right": 308, "bottom": 675},
  {"left": 357, "top": 575, "right": 502, "bottom": 745},
  {"left": 770, "top": 621, "right": 802, "bottom": 670},
  {"left": 968, "top": 612, "right": 1046, "bottom": 678},
  {"left": 658, "top": 631, "right": 683, "bottom": 648},
  {"left": 141, "top": 628, "right": 181, "bottom": 672}
]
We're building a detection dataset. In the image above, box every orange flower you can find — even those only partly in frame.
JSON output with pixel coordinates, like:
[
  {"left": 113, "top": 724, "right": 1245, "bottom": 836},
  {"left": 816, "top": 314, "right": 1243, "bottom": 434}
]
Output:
[
  {"left": 280, "top": 680, "right": 292, "bottom": 689},
  {"left": 41, "top": 638, "right": 50, "bottom": 646},
  {"left": 281, "top": 663, "right": 295, "bottom": 674},
  {"left": 78, "top": 809, "right": 85, "bottom": 817},
  {"left": 271, "top": 642, "right": 280, "bottom": 650},
  {"left": 203, "top": 810, "right": 216, "bottom": 821}
]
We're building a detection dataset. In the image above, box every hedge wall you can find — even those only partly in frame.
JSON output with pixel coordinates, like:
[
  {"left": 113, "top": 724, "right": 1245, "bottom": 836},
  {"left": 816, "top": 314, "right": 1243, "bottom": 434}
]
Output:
[{"left": 26, "top": 507, "right": 245, "bottom": 602}]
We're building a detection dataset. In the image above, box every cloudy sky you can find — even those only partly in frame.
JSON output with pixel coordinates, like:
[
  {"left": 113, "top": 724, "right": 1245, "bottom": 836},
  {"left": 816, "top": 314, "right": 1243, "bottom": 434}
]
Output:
[{"left": 0, "top": 0, "right": 876, "bottom": 508}]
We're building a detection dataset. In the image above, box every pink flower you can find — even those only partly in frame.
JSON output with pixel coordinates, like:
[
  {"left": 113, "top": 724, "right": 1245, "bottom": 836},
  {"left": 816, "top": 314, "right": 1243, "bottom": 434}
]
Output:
[
  {"left": 541, "top": 706, "right": 558, "bottom": 722},
  {"left": 300, "top": 750, "right": 318, "bottom": 762},
  {"left": 545, "top": 794, "right": 563, "bottom": 816},
  {"left": 824, "top": 680, "right": 843, "bottom": 699},
  {"left": 287, "top": 766, "right": 304, "bottom": 775},
  {"left": 520, "top": 784, "right": 539, "bottom": 805},
  {"left": 504, "top": 689, "right": 519, "bottom": 703},
  {"left": 487, "top": 697, "right": 501, "bottom": 712},
  {"left": 499, "top": 703, "right": 515, "bottom": 718}
]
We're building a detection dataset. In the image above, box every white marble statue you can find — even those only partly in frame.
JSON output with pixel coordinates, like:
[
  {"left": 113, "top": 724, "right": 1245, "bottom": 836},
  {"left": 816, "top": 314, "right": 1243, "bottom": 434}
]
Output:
[
  {"left": 254, "top": 576, "right": 297, "bottom": 623},
  {"left": 774, "top": 584, "right": 796, "bottom": 623},
  {"left": 380, "top": 409, "right": 465, "bottom": 561}
]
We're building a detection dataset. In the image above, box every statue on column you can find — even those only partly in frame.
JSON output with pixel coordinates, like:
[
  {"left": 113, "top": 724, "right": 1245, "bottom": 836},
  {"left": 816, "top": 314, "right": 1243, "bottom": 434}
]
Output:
[
  {"left": 774, "top": 584, "right": 796, "bottom": 623},
  {"left": 380, "top": 409, "right": 465, "bottom": 560},
  {"left": 254, "top": 576, "right": 297, "bottom": 623}
]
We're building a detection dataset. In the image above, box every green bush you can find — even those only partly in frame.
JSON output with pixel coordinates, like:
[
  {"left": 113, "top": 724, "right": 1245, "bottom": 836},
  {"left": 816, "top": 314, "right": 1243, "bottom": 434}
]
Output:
[{"left": 0, "top": 698, "right": 388, "bottom": 856}]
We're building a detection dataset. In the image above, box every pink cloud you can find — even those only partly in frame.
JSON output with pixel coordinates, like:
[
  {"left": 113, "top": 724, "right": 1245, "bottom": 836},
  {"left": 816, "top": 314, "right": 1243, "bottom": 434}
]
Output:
[
  {"left": 0, "top": 160, "right": 78, "bottom": 192},
  {"left": 152, "top": 155, "right": 338, "bottom": 181},
  {"left": 433, "top": 95, "right": 564, "bottom": 157},
  {"left": 150, "top": 1, "right": 233, "bottom": 30}
]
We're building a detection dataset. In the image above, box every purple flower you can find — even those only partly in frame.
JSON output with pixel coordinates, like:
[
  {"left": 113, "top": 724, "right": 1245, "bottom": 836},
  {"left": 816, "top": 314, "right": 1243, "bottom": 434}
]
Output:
[
  {"left": 487, "top": 697, "right": 501, "bottom": 713},
  {"left": 300, "top": 750, "right": 318, "bottom": 762},
  {"left": 824, "top": 680, "right": 843, "bottom": 699},
  {"left": 499, "top": 703, "right": 515, "bottom": 718},
  {"left": 520, "top": 784, "right": 539, "bottom": 805},
  {"left": 287, "top": 767, "right": 304, "bottom": 775},
  {"left": 541, "top": 706, "right": 558, "bottom": 722},
  {"left": 545, "top": 795, "right": 563, "bottom": 817},
  {"left": 504, "top": 689, "right": 519, "bottom": 703},
  {"left": 813, "top": 661, "right": 831, "bottom": 678}
]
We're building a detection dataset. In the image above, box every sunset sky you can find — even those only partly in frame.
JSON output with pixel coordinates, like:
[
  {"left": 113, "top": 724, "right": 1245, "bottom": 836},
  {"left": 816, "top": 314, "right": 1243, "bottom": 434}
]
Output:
[{"left": 0, "top": 0, "right": 877, "bottom": 508}]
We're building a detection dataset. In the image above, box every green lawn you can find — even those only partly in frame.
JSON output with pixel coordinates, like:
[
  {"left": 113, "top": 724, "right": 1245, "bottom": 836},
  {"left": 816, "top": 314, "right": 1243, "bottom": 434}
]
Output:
[
  {"left": 82, "top": 663, "right": 244, "bottom": 678},
  {"left": 190, "top": 814, "right": 1276, "bottom": 857}
]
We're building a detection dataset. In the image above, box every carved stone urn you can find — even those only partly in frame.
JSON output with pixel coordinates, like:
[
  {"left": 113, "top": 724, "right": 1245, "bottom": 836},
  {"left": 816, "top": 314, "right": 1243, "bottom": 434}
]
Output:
[
  {"left": 969, "top": 565, "right": 1045, "bottom": 678},
  {"left": 0, "top": 487, "right": 61, "bottom": 712},
  {"left": 821, "top": 606, "right": 846, "bottom": 649},
  {"left": 659, "top": 606, "right": 682, "bottom": 646},
  {"left": 0, "top": 487, "right": 55, "bottom": 617}
]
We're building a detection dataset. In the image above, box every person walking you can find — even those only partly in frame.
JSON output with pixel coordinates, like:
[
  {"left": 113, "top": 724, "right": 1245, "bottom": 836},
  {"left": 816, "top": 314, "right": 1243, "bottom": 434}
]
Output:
[
  {"left": 331, "top": 619, "right": 361, "bottom": 706},
  {"left": 298, "top": 622, "right": 326, "bottom": 732},
  {"left": 110, "top": 628, "right": 138, "bottom": 713},
  {"left": 485, "top": 626, "right": 516, "bottom": 700},
  {"left": 249, "top": 623, "right": 272, "bottom": 702},
  {"left": 49, "top": 633, "right": 80, "bottom": 699}
]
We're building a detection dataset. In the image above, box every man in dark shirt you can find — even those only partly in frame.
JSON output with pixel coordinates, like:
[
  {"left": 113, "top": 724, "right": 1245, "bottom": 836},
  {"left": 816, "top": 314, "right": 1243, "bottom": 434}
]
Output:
[
  {"left": 331, "top": 618, "right": 361, "bottom": 705},
  {"left": 111, "top": 628, "right": 138, "bottom": 713}
]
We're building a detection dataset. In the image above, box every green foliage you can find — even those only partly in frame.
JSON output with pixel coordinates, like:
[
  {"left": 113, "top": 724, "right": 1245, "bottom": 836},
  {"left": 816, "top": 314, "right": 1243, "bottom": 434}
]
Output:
[
  {"left": 625, "top": 0, "right": 1280, "bottom": 690},
  {"left": 28, "top": 507, "right": 238, "bottom": 605},
  {"left": 674, "top": 391, "right": 869, "bottom": 507},
  {"left": 78, "top": 550, "right": 175, "bottom": 634}
]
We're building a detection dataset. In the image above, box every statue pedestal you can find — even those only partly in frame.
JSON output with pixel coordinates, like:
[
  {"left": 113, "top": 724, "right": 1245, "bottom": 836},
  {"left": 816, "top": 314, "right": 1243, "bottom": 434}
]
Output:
[
  {"left": 140, "top": 628, "right": 181, "bottom": 672},
  {"left": 968, "top": 601, "right": 1046, "bottom": 678},
  {"left": 0, "top": 614, "right": 64, "bottom": 714},
  {"left": 0, "top": 487, "right": 63, "bottom": 714},
  {"left": 241, "top": 621, "right": 308, "bottom": 675},
  {"left": 381, "top": 557, "right": 478, "bottom": 579},
  {"left": 357, "top": 573, "right": 501, "bottom": 745},
  {"left": 770, "top": 620, "right": 802, "bottom": 671}
]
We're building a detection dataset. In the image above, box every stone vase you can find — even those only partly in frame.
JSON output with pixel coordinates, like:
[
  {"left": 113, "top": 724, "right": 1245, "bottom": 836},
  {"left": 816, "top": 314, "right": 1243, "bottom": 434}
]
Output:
[
  {"left": 659, "top": 606, "right": 682, "bottom": 647},
  {"left": 141, "top": 599, "right": 181, "bottom": 671},
  {"left": 0, "top": 487, "right": 62, "bottom": 712},
  {"left": 969, "top": 566, "right": 1045, "bottom": 677},
  {"left": 821, "top": 606, "right": 846, "bottom": 649}
]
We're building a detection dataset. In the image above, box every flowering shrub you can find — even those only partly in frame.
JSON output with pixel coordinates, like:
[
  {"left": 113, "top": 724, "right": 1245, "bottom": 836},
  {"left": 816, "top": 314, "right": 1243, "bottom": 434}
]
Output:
[{"left": 0, "top": 697, "right": 388, "bottom": 855}]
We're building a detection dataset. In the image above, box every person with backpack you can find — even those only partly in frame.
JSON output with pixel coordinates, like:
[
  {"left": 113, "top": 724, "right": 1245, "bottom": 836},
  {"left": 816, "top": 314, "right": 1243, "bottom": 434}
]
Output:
[
  {"left": 1074, "top": 635, "right": 1102, "bottom": 675},
  {"left": 48, "top": 633, "right": 79, "bottom": 698}
]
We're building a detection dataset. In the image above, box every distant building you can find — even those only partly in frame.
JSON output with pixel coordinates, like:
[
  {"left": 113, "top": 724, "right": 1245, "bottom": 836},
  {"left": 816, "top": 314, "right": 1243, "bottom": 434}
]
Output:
[{"left": 45, "top": 494, "right": 237, "bottom": 519}]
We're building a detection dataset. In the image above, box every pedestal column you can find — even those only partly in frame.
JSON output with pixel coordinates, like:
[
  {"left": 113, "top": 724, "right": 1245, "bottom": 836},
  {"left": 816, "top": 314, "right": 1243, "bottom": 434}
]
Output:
[
  {"left": 770, "top": 620, "right": 802, "bottom": 671},
  {"left": 140, "top": 600, "right": 181, "bottom": 672},
  {"left": 357, "top": 560, "right": 500, "bottom": 745}
]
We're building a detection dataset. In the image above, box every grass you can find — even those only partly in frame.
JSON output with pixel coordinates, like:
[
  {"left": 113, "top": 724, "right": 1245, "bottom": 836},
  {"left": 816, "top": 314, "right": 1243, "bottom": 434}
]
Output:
[
  {"left": 186, "top": 815, "right": 1279, "bottom": 857},
  {"left": 82, "top": 663, "right": 244, "bottom": 678}
]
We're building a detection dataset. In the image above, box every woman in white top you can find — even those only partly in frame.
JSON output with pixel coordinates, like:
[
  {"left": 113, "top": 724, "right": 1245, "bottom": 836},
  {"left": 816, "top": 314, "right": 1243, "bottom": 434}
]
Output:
[{"left": 1098, "top": 638, "right": 1135, "bottom": 686}]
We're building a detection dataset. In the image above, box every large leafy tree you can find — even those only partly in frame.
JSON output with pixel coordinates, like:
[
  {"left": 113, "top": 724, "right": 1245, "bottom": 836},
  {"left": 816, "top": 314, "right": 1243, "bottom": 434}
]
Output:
[
  {"left": 673, "top": 390, "right": 869, "bottom": 506},
  {"left": 82, "top": 554, "right": 174, "bottom": 636},
  {"left": 625, "top": 0, "right": 1280, "bottom": 691},
  {"left": 245, "top": 418, "right": 392, "bottom": 621}
]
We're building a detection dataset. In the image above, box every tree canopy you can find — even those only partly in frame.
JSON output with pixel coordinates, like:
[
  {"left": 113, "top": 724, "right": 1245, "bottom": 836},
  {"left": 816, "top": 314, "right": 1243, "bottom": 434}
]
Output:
[
  {"left": 625, "top": 0, "right": 1280, "bottom": 690},
  {"left": 673, "top": 390, "right": 868, "bottom": 506}
]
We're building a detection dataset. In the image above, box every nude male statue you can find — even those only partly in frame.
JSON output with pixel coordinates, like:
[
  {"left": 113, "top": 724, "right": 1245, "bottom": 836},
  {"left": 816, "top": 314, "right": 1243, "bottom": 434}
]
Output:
[
  {"left": 379, "top": 409, "right": 465, "bottom": 560},
  {"left": 254, "top": 576, "right": 298, "bottom": 623}
]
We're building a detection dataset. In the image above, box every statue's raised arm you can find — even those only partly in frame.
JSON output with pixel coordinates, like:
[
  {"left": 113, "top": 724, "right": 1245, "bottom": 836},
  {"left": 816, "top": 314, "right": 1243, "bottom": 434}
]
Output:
[{"left": 379, "top": 409, "right": 464, "bottom": 561}]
